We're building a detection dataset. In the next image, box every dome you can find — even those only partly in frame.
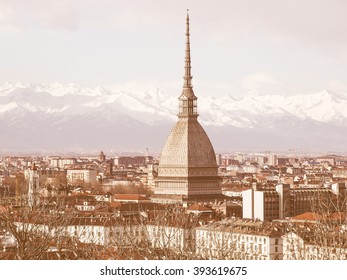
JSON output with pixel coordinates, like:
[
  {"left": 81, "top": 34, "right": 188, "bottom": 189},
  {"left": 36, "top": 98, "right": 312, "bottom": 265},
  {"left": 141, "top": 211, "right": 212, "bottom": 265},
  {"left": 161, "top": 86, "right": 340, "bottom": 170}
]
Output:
[
  {"left": 155, "top": 117, "right": 221, "bottom": 197},
  {"left": 159, "top": 119, "right": 217, "bottom": 170}
]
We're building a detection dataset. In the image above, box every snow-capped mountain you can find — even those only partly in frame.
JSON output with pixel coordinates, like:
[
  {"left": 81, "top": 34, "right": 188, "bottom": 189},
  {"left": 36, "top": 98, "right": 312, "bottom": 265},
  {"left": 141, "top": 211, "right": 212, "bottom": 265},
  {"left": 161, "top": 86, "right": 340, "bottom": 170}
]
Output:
[{"left": 0, "top": 82, "right": 346, "bottom": 153}]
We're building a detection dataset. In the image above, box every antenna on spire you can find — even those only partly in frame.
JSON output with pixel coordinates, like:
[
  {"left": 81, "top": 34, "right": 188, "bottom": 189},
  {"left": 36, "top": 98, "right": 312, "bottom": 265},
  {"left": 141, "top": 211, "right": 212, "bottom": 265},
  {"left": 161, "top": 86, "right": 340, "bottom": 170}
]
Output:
[
  {"left": 184, "top": 9, "right": 192, "bottom": 88},
  {"left": 178, "top": 10, "right": 198, "bottom": 118}
]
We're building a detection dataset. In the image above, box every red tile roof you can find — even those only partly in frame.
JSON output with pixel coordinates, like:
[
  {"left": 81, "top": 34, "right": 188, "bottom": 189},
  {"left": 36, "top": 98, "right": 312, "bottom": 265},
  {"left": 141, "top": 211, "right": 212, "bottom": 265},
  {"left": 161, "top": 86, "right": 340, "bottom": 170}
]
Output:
[
  {"left": 292, "top": 212, "right": 322, "bottom": 221},
  {"left": 113, "top": 194, "right": 149, "bottom": 201},
  {"left": 292, "top": 212, "right": 347, "bottom": 222},
  {"left": 187, "top": 203, "right": 212, "bottom": 212},
  {"left": 0, "top": 205, "right": 7, "bottom": 213}
]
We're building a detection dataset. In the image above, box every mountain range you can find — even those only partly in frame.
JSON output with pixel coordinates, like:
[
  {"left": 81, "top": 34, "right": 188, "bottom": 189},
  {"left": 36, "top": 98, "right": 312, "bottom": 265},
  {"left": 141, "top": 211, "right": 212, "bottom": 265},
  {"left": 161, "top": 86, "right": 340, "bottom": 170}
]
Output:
[{"left": 0, "top": 83, "right": 346, "bottom": 154}]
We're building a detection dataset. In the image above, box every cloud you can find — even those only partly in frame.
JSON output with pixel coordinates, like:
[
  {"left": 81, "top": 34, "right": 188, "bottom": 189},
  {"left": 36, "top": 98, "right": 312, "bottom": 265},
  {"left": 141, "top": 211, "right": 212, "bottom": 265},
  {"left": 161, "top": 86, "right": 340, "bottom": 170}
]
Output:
[
  {"left": 0, "top": 0, "right": 79, "bottom": 30},
  {"left": 241, "top": 72, "right": 282, "bottom": 92},
  {"left": 325, "top": 80, "right": 347, "bottom": 93}
]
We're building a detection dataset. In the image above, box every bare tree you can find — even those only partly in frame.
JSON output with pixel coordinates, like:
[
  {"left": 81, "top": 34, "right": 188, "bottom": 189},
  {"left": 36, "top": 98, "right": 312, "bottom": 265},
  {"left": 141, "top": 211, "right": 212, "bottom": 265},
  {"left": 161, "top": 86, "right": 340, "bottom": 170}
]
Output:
[{"left": 283, "top": 185, "right": 347, "bottom": 260}]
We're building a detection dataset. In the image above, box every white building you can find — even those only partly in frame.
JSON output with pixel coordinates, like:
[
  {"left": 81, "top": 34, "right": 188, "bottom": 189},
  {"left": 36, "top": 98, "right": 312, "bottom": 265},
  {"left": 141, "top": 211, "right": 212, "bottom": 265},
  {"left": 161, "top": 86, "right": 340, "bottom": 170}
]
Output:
[
  {"left": 195, "top": 219, "right": 283, "bottom": 260},
  {"left": 242, "top": 184, "right": 291, "bottom": 221},
  {"left": 267, "top": 154, "right": 277, "bottom": 166},
  {"left": 145, "top": 224, "right": 193, "bottom": 253},
  {"left": 283, "top": 231, "right": 347, "bottom": 260},
  {"left": 67, "top": 169, "right": 97, "bottom": 184},
  {"left": 14, "top": 217, "right": 143, "bottom": 247},
  {"left": 50, "top": 157, "right": 76, "bottom": 169}
]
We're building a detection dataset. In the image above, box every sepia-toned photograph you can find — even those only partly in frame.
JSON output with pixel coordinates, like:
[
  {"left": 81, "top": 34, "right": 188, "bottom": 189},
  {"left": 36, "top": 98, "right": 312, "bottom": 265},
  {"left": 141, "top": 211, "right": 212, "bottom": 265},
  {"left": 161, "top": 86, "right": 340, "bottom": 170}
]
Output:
[{"left": 0, "top": 0, "right": 347, "bottom": 263}]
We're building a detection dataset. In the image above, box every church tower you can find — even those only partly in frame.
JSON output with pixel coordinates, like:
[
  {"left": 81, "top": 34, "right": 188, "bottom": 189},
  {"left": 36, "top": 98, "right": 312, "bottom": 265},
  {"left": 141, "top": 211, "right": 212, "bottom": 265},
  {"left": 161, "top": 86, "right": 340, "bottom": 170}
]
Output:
[
  {"left": 153, "top": 12, "right": 222, "bottom": 204},
  {"left": 27, "top": 162, "right": 39, "bottom": 208}
]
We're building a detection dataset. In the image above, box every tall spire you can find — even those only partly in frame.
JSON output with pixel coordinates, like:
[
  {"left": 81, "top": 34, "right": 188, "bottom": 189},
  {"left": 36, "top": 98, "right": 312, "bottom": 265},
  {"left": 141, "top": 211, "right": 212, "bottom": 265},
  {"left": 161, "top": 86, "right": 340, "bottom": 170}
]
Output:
[
  {"left": 179, "top": 10, "right": 198, "bottom": 118},
  {"left": 183, "top": 10, "right": 192, "bottom": 89}
]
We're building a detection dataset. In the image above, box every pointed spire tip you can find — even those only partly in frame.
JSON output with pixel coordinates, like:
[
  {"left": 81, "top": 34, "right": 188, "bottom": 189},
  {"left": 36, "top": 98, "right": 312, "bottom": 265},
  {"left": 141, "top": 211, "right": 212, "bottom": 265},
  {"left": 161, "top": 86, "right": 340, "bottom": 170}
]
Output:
[{"left": 183, "top": 9, "right": 192, "bottom": 89}]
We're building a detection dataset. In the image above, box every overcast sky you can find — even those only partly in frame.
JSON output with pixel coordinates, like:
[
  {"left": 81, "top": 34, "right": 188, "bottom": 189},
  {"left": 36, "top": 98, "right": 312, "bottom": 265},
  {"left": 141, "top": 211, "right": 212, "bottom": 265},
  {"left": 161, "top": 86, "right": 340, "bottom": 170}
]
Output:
[{"left": 0, "top": 0, "right": 346, "bottom": 97}]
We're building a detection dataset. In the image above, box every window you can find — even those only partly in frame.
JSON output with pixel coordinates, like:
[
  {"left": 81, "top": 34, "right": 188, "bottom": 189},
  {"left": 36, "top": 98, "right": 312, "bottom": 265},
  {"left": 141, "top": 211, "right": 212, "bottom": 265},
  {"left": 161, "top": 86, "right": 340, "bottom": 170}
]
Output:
[
  {"left": 259, "top": 244, "right": 262, "bottom": 254},
  {"left": 275, "top": 238, "right": 279, "bottom": 245}
]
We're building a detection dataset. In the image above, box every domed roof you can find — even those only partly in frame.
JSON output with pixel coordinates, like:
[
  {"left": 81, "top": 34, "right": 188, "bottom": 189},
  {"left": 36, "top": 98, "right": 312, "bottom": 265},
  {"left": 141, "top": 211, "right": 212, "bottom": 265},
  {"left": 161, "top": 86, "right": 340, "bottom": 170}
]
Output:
[
  {"left": 159, "top": 119, "right": 217, "bottom": 168},
  {"left": 154, "top": 13, "right": 221, "bottom": 200}
]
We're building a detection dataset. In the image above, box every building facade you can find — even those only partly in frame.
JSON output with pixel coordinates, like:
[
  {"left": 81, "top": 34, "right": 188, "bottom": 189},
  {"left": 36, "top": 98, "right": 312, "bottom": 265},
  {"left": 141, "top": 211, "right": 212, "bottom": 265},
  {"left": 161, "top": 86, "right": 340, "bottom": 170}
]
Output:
[
  {"left": 66, "top": 169, "right": 97, "bottom": 184},
  {"left": 243, "top": 183, "right": 344, "bottom": 221},
  {"left": 195, "top": 219, "right": 283, "bottom": 260}
]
